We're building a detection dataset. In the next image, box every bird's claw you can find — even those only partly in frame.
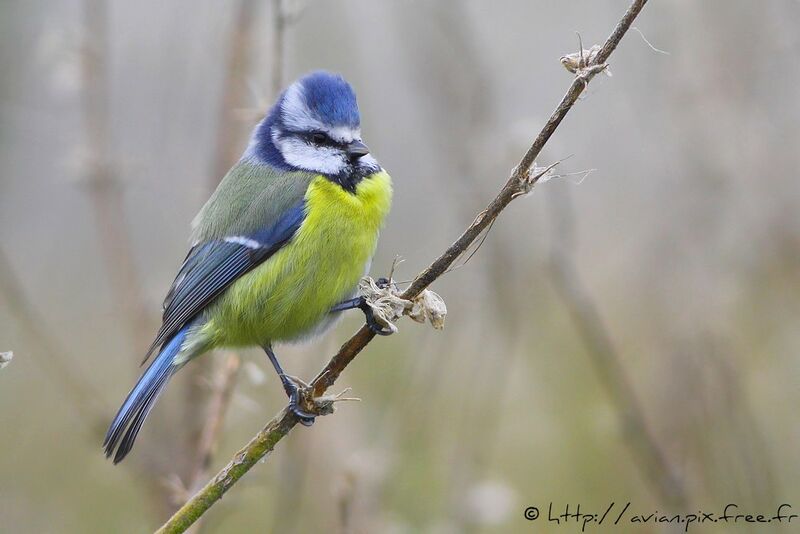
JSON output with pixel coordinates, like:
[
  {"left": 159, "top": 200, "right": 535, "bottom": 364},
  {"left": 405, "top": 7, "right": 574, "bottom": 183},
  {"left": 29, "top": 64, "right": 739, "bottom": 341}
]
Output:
[
  {"left": 358, "top": 297, "right": 394, "bottom": 336},
  {"left": 359, "top": 278, "right": 394, "bottom": 335},
  {"left": 329, "top": 279, "right": 396, "bottom": 334},
  {"left": 282, "top": 375, "right": 359, "bottom": 425},
  {"left": 281, "top": 375, "right": 316, "bottom": 426}
]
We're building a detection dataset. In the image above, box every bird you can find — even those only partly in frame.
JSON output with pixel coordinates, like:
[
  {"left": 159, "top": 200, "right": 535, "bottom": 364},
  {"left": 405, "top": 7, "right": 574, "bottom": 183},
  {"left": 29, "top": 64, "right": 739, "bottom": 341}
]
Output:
[{"left": 103, "top": 71, "right": 393, "bottom": 464}]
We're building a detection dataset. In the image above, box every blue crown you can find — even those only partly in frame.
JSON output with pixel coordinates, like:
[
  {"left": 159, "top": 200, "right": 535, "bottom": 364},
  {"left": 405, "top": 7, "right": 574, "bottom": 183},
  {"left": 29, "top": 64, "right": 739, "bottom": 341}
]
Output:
[{"left": 298, "top": 71, "right": 360, "bottom": 128}]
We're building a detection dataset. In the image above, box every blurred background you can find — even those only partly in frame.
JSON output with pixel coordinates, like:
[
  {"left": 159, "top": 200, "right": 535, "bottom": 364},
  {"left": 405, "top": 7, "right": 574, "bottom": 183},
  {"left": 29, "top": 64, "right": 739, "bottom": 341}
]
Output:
[{"left": 2, "top": 0, "right": 799, "bottom": 532}]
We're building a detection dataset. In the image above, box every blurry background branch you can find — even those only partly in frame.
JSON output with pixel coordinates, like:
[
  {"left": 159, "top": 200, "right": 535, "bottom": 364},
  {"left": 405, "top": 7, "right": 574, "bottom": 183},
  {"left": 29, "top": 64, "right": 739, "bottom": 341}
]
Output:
[
  {"left": 183, "top": 353, "right": 240, "bottom": 534},
  {"left": 547, "top": 186, "right": 687, "bottom": 508},
  {"left": 187, "top": 354, "right": 241, "bottom": 495},
  {"left": 156, "top": 1, "right": 651, "bottom": 531},
  {"left": 80, "top": 0, "right": 189, "bottom": 518},
  {"left": 182, "top": 0, "right": 301, "bottom": 526},
  {"left": 75, "top": 0, "right": 301, "bottom": 520},
  {"left": 181, "top": 0, "right": 262, "bottom": 521},
  {"left": 208, "top": 0, "right": 263, "bottom": 189},
  {"left": 0, "top": 247, "right": 104, "bottom": 419},
  {"left": 4, "top": 0, "right": 797, "bottom": 531},
  {"left": 80, "top": 0, "right": 151, "bottom": 351}
]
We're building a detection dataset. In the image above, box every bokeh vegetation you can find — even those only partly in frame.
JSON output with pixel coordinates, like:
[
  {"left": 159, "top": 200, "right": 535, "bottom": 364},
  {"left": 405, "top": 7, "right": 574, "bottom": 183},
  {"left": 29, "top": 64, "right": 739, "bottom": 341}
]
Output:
[{"left": 1, "top": 1, "right": 798, "bottom": 532}]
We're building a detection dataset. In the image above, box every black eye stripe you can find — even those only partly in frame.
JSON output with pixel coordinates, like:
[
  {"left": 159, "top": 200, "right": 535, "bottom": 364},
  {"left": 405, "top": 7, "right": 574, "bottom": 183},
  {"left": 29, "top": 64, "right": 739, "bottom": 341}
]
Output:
[{"left": 306, "top": 131, "right": 346, "bottom": 149}]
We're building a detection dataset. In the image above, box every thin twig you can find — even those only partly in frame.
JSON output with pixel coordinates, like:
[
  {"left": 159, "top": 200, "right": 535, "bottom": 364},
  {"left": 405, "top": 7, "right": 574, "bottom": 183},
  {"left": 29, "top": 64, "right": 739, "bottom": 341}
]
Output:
[
  {"left": 632, "top": 27, "right": 670, "bottom": 55},
  {"left": 155, "top": 1, "right": 650, "bottom": 531}
]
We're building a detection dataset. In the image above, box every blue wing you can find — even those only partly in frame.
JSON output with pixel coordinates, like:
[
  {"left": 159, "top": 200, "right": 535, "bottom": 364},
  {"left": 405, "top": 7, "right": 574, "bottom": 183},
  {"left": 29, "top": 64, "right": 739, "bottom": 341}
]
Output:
[{"left": 141, "top": 200, "right": 306, "bottom": 364}]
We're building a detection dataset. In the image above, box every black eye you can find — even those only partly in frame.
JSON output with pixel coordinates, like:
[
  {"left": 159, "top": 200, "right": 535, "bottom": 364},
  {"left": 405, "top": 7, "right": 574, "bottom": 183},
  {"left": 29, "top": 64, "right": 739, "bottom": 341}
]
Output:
[{"left": 311, "top": 132, "right": 328, "bottom": 145}]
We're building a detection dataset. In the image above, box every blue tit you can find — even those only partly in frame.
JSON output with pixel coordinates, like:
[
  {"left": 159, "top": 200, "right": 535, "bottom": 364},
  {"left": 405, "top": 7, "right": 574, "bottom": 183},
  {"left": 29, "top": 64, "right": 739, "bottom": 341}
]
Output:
[{"left": 104, "top": 71, "right": 392, "bottom": 463}]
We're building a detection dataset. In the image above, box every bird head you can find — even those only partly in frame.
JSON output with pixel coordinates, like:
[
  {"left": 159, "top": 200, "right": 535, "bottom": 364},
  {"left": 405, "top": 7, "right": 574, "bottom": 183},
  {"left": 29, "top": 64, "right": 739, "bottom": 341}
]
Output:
[{"left": 248, "top": 71, "right": 379, "bottom": 183}]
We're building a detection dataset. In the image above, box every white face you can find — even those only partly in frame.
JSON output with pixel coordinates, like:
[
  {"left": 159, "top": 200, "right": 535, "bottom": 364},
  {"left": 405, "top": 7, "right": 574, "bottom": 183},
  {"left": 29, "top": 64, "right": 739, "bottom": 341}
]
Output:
[
  {"left": 273, "top": 131, "right": 355, "bottom": 175},
  {"left": 271, "top": 83, "right": 368, "bottom": 175}
]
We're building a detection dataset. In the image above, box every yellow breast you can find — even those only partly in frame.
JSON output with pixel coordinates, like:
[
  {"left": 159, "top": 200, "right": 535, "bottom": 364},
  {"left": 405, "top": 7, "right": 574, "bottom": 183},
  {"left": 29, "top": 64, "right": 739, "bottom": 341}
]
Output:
[{"left": 204, "top": 171, "right": 393, "bottom": 347}]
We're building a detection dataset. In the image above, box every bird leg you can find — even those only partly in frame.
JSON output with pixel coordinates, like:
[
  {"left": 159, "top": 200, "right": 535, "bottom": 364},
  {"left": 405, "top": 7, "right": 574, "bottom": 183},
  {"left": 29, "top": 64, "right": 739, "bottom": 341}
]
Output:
[
  {"left": 263, "top": 345, "right": 316, "bottom": 426},
  {"left": 330, "top": 278, "right": 394, "bottom": 336}
]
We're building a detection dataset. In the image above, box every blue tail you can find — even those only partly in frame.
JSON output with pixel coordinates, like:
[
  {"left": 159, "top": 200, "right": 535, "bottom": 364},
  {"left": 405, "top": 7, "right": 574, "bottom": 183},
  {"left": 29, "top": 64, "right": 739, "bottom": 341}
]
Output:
[{"left": 103, "top": 325, "right": 190, "bottom": 463}]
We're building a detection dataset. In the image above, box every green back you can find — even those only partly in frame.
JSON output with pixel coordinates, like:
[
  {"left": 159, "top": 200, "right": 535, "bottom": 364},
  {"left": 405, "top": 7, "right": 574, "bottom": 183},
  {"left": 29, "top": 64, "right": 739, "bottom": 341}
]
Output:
[{"left": 191, "top": 160, "right": 315, "bottom": 243}]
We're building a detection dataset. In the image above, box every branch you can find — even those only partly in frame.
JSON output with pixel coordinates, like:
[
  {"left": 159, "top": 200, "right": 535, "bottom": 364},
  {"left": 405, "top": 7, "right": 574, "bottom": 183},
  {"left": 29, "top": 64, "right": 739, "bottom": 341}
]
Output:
[{"left": 155, "top": 1, "right": 650, "bottom": 531}]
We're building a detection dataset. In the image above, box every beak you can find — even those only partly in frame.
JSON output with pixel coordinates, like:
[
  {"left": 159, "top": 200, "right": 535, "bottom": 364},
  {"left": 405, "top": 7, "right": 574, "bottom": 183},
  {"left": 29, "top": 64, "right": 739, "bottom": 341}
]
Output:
[{"left": 345, "top": 140, "right": 370, "bottom": 160}]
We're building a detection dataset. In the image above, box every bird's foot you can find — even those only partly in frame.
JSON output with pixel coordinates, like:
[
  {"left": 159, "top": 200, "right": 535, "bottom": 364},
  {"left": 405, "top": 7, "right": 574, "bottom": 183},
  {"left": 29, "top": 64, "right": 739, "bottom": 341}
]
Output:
[
  {"left": 357, "top": 283, "right": 395, "bottom": 336},
  {"left": 330, "top": 278, "right": 397, "bottom": 335},
  {"left": 361, "top": 303, "right": 394, "bottom": 336},
  {"left": 281, "top": 374, "right": 317, "bottom": 426},
  {"left": 282, "top": 375, "right": 360, "bottom": 426}
]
